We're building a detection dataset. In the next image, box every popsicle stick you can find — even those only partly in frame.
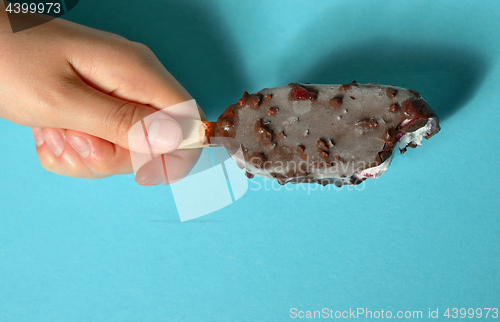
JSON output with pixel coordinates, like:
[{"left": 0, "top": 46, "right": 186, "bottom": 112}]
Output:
[{"left": 176, "top": 119, "right": 222, "bottom": 149}]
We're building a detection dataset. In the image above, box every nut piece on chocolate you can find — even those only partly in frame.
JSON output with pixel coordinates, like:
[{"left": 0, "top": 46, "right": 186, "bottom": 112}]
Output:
[{"left": 215, "top": 83, "right": 440, "bottom": 186}]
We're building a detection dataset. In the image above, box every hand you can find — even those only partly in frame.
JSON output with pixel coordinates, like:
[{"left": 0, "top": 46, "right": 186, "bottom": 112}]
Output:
[{"left": 0, "top": 8, "right": 202, "bottom": 184}]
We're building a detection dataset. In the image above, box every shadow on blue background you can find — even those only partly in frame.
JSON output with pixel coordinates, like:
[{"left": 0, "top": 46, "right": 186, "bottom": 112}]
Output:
[
  {"left": 65, "top": 0, "right": 249, "bottom": 119},
  {"left": 296, "top": 42, "right": 489, "bottom": 120}
]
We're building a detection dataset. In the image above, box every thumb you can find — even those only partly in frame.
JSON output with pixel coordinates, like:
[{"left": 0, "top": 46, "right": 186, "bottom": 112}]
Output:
[{"left": 52, "top": 80, "right": 184, "bottom": 154}]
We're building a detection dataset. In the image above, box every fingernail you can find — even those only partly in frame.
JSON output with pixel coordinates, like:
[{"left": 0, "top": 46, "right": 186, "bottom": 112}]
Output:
[
  {"left": 43, "top": 128, "right": 65, "bottom": 157},
  {"left": 135, "top": 156, "right": 169, "bottom": 186},
  {"left": 147, "top": 118, "right": 183, "bottom": 153},
  {"left": 32, "top": 127, "right": 44, "bottom": 147},
  {"left": 136, "top": 167, "right": 168, "bottom": 185},
  {"left": 137, "top": 174, "right": 167, "bottom": 186},
  {"left": 67, "top": 136, "right": 90, "bottom": 158}
]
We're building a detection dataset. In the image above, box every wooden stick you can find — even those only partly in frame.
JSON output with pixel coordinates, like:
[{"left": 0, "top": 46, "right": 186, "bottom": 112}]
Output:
[{"left": 176, "top": 119, "right": 222, "bottom": 149}]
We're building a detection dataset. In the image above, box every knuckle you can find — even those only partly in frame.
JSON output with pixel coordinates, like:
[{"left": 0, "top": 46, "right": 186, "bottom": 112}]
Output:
[
  {"left": 128, "top": 41, "right": 157, "bottom": 66},
  {"left": 39, "top": 153, "right": 60, "bottom": 173},
  {"left": 108, "top": 40, "right": 158, "bottom": 69},
  {"left": 65, "top": 165, "right": 94, "bottom": 179},
  {"left": 131, "top": 41, "right": 153, "bottom": 56},
  {"left": 95, "top": 165, "right": 119, "bottom": 177},
  {"left": 116, "top": 41, "right": 152, "bottom": 60},
  {"left": 40, "top": 151, "right": 96, "bottom": 179},
  {"left": 107, "top": 101, "right": 142, "bottom": 141}
]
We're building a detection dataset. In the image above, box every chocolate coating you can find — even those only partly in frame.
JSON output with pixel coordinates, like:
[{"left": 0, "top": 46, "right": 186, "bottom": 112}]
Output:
[{"left": 215, "top": 83, "right": 440, "bottom": 185}]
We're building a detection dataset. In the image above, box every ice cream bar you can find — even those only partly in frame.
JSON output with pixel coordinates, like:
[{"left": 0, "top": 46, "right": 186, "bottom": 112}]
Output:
[{"left": 214, "top": 82, "right": 440, "bottom": 186}]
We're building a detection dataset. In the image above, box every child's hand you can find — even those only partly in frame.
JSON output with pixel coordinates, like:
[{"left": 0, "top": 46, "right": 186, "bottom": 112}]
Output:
[{"left": 0, "top": 9, "right": 201, "bottom": 184}]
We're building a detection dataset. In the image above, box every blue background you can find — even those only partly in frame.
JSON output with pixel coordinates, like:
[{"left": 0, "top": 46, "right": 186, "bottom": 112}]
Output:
[{"left": 1, "top": 0, "right": 499, "bottom": 321}]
